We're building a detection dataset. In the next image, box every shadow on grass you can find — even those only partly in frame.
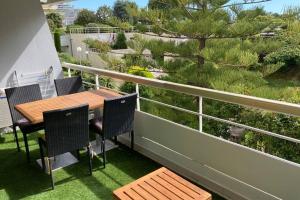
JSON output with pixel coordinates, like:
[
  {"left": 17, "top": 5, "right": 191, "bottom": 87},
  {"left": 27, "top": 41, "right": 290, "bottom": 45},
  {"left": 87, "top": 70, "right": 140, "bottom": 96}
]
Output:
[
  {"left": 0, "top": 136, "right": 5, "bottom": 144},
  {"left": 0, "top": 148, "right": 52, "bottom": 199},
  {"left": 61, "top": 150, "right": 121, "bottom": 199},
  {"left": 106, "top": 145, "right": 161, "bottom": 180},
  {"left": 61, "top": 145, "right": 160, "bottom": 200}
]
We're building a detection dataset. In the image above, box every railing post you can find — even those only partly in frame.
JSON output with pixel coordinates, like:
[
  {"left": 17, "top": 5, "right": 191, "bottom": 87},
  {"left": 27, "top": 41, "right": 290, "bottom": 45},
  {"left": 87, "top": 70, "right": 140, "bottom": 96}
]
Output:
[
  {"left": 95, "top": 74, "right": 100, "bottom": 90},
  {"left": 198, "top": 96, "right": 203, "bottom": 132},
  {"left": 67, "top": 68, "right": 71, "bottom": 77},
  {"left": 136, "top": 83, "right": 141, "bottom": 111}
]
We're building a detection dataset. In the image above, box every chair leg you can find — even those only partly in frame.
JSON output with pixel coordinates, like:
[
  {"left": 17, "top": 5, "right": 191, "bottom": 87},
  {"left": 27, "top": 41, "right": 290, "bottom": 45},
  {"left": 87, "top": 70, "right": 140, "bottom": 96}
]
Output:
[
  {"left": 102, "top": 138, "right": 106, "bottom": 168},
  {"left": 87, "top": 146, "right": 92, "bottom": 175},
  {"left": 131, "top": 130, "right": 134, "bottom": 150},
  {"left": 49, "top": 158, "right": 54, "bottom": 190},
  {"left": 38, "top": 138, "right": 45, "bottom": 171},
  {"left": 13, "top": 125, "right": 20, "bottom": 152},
  {"left": 23, "top": 133, "right": 30, "bottom": 163},
  {"left": 76, "top": 149, "right": 80, "bottom": 160},
  {"left": 113, "top": 136, "right": 118, "bottom": 145}
]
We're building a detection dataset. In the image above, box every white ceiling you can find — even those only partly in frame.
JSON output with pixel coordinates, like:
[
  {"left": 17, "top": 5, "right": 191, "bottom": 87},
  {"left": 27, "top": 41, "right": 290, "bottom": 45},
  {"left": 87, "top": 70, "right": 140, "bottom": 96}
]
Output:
[{"left": 40, "top": 0, "right": 73, "bottom": 4}]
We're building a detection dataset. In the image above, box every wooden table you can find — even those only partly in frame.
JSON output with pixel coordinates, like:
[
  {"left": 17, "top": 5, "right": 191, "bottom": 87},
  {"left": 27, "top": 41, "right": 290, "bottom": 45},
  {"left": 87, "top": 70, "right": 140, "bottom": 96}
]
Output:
[
  {"left": 15, "top": 89, "right": 120, "bottom": 124},
  {"left": 113, "top": 167, "right": 212, "bottom": 200}
]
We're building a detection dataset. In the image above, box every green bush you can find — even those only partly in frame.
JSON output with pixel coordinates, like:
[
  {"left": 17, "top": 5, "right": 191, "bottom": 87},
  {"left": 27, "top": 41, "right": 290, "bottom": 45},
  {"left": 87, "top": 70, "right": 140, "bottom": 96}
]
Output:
[
  {"left": 83, "top": 38, "right": 111, "bottom": 53},
  {"left": 135, "top": 24, "right": 149, "bottom": 33},
  {"left": 120, "top": 66, "right": 154, "bottom": 98},
  {"left": 264, "top": 46, "right": 300, "bottom": 66},
  {"left": 59, "top": 53, "right": 91, "bottom": 66},
  {"left": 54, "top": 31, "right": 61, "bottom": 53},
  {"left": 85, "top": 23, "right": 112, "bottom": 28},
  {"left": 112, "top": 32, "right": 127, "bottom": 49},
  {"left": 128, "top": 66, "right": 154, "bottom": 78}
]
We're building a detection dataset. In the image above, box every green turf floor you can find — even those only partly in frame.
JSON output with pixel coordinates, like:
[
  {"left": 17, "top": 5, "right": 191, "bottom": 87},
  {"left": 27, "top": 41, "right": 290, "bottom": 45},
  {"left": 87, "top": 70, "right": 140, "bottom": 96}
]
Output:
[{"left": 0, "top": 132, "right": 225, "bottom": 200}]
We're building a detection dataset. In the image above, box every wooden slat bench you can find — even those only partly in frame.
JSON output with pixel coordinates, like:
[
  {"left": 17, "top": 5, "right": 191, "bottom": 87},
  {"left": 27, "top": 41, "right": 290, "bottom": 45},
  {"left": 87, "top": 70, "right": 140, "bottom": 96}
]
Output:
[{"left": 113, "top": 167, "right": 212, "bottom": 200}]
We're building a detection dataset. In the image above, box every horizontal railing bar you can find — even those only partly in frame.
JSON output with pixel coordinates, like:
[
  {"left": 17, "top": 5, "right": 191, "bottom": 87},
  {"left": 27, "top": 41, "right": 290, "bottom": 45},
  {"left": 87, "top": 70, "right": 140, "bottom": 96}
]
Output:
[
  {"left": 83, "top": 80, "right": 129, "bottom": 95},
  {"left": 99, "top": 86, "right": 129, "bottom": 95},
  {"left": 63, "top": 63, "right": 300, "bottom": 117},
  {"left": 139, "top": 96, "right": 199, "bottom": 115},
  {"left": 69, "top": 69, "right": 300, "bottom": 144},
  {"left": 201, "top": 113, "right": 300, "bottom": 144},
  {"left": 82, "top": 81, "right": 95, "bottom": 86},
  {"left": 139, "top": 97, "right": 300, "bottom": 144}
]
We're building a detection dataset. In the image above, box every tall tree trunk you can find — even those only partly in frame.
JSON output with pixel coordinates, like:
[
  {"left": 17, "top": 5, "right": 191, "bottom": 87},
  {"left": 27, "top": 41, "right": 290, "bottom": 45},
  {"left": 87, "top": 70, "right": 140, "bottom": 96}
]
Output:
[{"left": 197, "top": 38, "right": 206, "bottom": 67}]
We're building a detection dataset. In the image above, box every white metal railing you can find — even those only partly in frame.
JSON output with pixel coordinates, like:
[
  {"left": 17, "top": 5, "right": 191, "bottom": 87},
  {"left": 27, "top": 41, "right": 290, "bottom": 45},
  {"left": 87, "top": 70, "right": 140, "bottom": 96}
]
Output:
[
  {"left": 69, "top": 26, "right": 135, "bottom": 34},
  {"left": 63, "top": 62, "right": 300, "bottom": 145}
]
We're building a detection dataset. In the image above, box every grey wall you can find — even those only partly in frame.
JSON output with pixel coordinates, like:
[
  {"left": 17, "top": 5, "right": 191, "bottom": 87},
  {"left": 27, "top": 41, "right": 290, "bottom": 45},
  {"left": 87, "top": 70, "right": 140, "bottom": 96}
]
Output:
[
  {"left": 0, "top": 0, "right": 62, "bottom": 96},
  {"left": 0, "top": 0, "right": 63, "bottom": 128}
]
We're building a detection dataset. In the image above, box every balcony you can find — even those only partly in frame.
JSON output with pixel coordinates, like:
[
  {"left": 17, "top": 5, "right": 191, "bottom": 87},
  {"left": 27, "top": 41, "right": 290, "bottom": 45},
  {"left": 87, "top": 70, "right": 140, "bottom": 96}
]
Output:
[
  {"left": 1, "top": 60, "right": 300, "bottom": 200},
  {"left": 61, "top": 63, "right": 300, "bottom": 199}
]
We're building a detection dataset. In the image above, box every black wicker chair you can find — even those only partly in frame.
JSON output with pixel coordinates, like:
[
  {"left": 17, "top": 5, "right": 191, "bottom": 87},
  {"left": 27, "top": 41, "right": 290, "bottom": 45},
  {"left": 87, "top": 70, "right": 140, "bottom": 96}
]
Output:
[
  {"left": 38, "top": 104, "right": 92, "bottom": 189},
  {"left": 5, "top": 84, "right": 44, "bottom": 162},
  {"left": 91, "top": 93, "right": 137, "bottom": 168},
  {"left": 54, "top": 76, "right": 84, "bottom": 96}
]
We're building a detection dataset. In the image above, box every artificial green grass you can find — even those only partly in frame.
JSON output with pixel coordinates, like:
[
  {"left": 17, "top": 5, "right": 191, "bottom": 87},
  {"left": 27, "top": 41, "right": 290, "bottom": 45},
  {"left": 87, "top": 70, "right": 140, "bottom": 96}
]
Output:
[
  {"left": 0, "top": 132, "right": 160, "bottom": 200},
  {"left": 0, "top": 132, "right": 225, "bottom": 200}
]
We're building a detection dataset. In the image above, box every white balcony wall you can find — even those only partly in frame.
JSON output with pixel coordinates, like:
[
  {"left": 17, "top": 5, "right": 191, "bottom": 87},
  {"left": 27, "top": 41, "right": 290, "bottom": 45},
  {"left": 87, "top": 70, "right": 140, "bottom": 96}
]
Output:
[{"left": 120, "top": 111, "right": 300, "bottom": 200}]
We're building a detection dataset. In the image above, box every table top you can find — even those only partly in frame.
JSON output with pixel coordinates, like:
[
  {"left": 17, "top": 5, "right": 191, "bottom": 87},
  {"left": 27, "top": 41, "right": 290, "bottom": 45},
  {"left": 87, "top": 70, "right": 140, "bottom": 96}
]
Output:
[
  {"left": 15, "top": 89, "right": 121, "bottom": 124},
  {"left": 113, "top": 167, "right": 212, "bottom": 200}
]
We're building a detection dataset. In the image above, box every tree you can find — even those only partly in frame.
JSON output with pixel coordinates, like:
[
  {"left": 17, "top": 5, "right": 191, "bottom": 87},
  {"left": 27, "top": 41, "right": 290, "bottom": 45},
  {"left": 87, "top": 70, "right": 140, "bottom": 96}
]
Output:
[
  {"left": 140, "top": 0, "right": 272, "bottom": 73},
  {"left": 148, "top": 0, "right": 172, "bottom": 10},
  {"left": 75, "top": 9, "right": 96, "bottom": 26},
  {"left": 113, "top": 0, "right": 131, "bottom": 21},
  {"left": 96, "top": 5, "right": 113, "bottom": 23},
  {"left": 46, "top": 12, "right": 62, "bottom": 32},
  {"left": 110, "top": 1, "right": 139, "bottom": 25},
  {"left": 46, "top": 12, "right": 63, "bottom": 29},
  {"left": 126, "top": 2, "right": 138, "bottom": 24},
  {"left": 47, "top": 19, "right": 56, "bottom": 32}
]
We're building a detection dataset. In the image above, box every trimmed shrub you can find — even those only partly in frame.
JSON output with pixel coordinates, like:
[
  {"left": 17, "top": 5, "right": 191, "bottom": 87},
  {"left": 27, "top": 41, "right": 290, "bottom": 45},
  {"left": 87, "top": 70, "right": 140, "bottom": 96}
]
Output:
[
  {"left": 54, "top": 31, "right": 61, "bottom": 53},
  {"left": 112, "top": 32, "right": 127, "bottom": 49}
]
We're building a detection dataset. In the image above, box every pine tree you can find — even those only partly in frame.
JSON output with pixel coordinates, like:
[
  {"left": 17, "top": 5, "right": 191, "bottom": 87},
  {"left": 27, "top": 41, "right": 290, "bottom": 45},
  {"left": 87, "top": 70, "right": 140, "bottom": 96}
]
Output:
[{"left": 141, "top": 0, "right": 272, "bottom": 70}]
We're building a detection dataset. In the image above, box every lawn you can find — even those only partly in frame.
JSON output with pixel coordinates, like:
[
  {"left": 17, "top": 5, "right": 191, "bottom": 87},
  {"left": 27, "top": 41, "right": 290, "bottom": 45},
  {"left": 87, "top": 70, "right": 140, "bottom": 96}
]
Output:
[
  {"left": 0, "top": 132, "right": 225, "bottom": 200},
  {"left": 0, "top": 132, "right": 160, "bottom": 200}
]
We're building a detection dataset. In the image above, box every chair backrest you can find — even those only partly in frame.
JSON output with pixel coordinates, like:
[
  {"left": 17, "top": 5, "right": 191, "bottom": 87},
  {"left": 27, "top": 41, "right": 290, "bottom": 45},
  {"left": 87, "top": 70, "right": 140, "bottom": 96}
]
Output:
[
  {"left": 102, "top": 93, "right": 137, "bottom": 139},
  {"left": 43, "top": 104, "right": 89, "bottom": 157},
  {"left": 5, "top": 84, "right": 42, "bottom": 123},
  {"left": 54, "top": 76, "right": 84, "bottom": 96}
]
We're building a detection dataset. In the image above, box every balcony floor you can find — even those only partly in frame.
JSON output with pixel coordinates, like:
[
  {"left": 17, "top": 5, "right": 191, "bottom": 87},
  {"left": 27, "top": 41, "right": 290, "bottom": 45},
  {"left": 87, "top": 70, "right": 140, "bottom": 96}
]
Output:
[{"left": 0, "top": 132, "right": 225, "bottom": 200}]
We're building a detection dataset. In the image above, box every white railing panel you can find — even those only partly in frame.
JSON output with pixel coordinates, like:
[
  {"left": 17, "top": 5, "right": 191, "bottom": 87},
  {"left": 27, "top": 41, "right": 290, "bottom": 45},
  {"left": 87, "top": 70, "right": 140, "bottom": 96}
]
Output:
[{"left": 131, "top": 111, "right": 300, "bottom": 200}]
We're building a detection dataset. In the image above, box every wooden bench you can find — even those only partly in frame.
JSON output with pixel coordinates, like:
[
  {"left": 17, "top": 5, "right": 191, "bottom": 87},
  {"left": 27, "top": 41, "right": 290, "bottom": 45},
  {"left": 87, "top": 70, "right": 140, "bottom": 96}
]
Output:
[{"left": 113, "top": 167, "right": 212, "bottom": 200}]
